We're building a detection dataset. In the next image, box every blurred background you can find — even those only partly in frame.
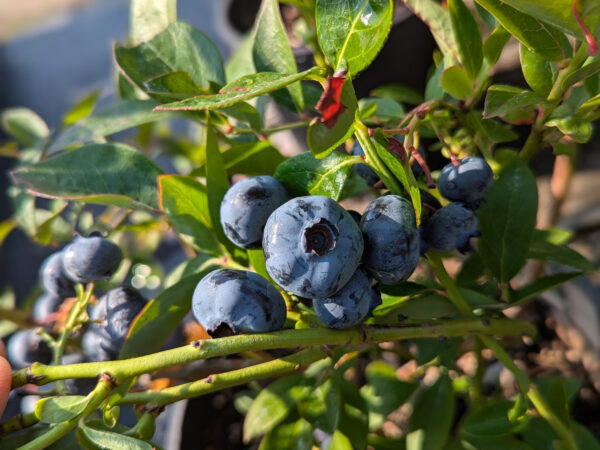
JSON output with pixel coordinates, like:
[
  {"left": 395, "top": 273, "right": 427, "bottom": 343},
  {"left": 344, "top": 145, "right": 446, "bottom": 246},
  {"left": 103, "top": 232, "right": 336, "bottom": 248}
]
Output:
[{"left": 1, "top": 0, "right": 599, "bottom": 445}]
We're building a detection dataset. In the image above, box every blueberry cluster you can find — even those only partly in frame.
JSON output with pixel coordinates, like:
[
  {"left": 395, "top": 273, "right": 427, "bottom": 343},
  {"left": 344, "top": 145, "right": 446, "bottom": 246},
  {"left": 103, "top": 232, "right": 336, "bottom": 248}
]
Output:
[
  {"left": 6, "top": 234, "right": 128, "bottom": 381},
  {"left": 421, "top": 156, "right": 493, "bottom": 254},
  {"left": 193, "top": 156, "right": 493, "bottom": 332}
]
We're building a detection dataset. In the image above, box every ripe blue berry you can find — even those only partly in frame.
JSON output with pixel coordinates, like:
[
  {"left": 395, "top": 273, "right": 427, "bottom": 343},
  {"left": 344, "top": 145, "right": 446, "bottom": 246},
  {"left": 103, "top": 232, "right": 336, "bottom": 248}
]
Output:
[
  {"left": 263, "top": 196, "right": 364, "bottom": 298},
  {"left": 82, "top": 330, "right": 118, "bottom": 362},
  {"left": 422, "top": 203, "right": 479, "bottom": 253},
  {"left": 6, "top": 330, "right": 51, "bottom": 369},
  {"left": 220, "top": 176, "right": 289, "bottom": 249},
  {"left": 62, "top": 235, "right": 123, "bottom": 283},
  {"left": 32, "top": 292, "right": 63, "bottom": 322},
  {"left": 361, "top": 195, "right": 420, "bottom": 284},
  {"left": 39, "top": 251, "right": 75, "bottom": 297},
  {"left": 192, "top": 269, "right": 286, "bottom": 337},
  {"left": 313, "top": 269, "right": 379, "bottom": 329},
  {"left": 103, "top": 286, "right": 146, "bottom": 348},
  {"left": 438, "top": 156, "right": 493, "bottom": 207}
]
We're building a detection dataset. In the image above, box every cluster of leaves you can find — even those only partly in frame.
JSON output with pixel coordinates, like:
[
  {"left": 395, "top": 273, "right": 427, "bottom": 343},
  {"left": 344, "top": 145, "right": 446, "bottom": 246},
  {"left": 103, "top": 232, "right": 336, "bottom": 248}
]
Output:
[{"left": 1, "top": 0, "right": 599, "bottom": 448}]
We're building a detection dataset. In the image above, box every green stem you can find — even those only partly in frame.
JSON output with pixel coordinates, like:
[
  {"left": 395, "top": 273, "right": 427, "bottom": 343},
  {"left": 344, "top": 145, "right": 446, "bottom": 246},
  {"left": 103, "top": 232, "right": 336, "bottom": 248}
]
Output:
[
  {"left": 12, "top": 319, "right": 535, "bottom": 389},
  {"left": 479, "top": 335, "right": 529, "bottom": 392},
  {"left": 354, "top": 120, "right": 404, "bottom": 194},
  {"left": 426, "top": 252, "right": 473, "bottom": 316},
  {"left": 528, "top": 389, "right": 578, "bottom": 450},
  {"left": 0, "top": 413, "right": 39, "bottom": 438},
  {"left": 18, "top": 377, "right": 113, "bottom": 450},
  {"left": 264, "top": 120, "right": 312, "bottom": 135},
  {"left": 471, "top": 338, "right": 484, "bottom": 406},
  {"left": 119, "top": 347, "right": 324, "bottom": 406}
]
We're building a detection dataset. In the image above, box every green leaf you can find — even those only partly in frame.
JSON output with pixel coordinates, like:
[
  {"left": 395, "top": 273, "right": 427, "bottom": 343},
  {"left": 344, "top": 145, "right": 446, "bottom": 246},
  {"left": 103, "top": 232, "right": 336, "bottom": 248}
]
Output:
[
  {"left": 114, "top": 22, "right": 225, "bottom": 95},
  {"left": 11, "top": 143, "right": 164, "bottom": 211},
  {"left": 336, "top": 377, "right": 369, "bottom": 450},
  {"left": 307, "top": 78, "right": 358, "bottom": 159},
  {"left": 497, "top": 0, "right": 600, "bottom": 43},
  {"left": 244, "top": 375, "right": 314, "bottom": 442},
  {"left": 253, "top": 0, "right": 302, "bottom": 111},
  {"left": 546, "top": 377, "right": 571, "bottom": 428},
  {"left": 325, "top": 430, "right": 353, "bottom": 449},
  {"left": 359, "top": 97, "right": 405, "bottom": 124},
  {"left": 460, "top": 401, "right": 527, "bottom": 438},
  {"left": 402, "top": 0, "right": 459, "bottom": 61},
  {"left": 226, "top": 33, "right": 256, "bottom": 82},
  {"left": 425, "top": 58, "right": 449, "bottom": 101},
  {"left": 158, "top": 175, "right": 222, "bottom": 255},
  {"left": 0, "top": 219, "right": 16, "bottom": 247},
  {"left": 440, "top": 66, "right": 475, "bottom": 100},
  {"left": 545, "top": 117, "right": 593, "bottom": 143},
  {"left": 372, "top": 130, "right": 421, "bottom": 224},
  {"left": 141, "top": 71, "right": 204, "bottom": 102},
  {"left": 360, "top": 361, "right": 417, "bottom": 431},
  {"left": 370, "top": 83, "right": 424, "bottom": 105},
  {"left": 449, "top": 0, "right": 483, "bottom": 79},
  {"left": 519, "top": 44, "right": 556, "bottom": 97},
  {"left": 49, "top": 100, "right": 169, "bottom": 152},
  {"left": 62, "top": 92, "right": 100, "bottom": 127},
  {"left": 77, "top": 421, "right": 152, "bottom": 450},
  {"left": 577, "top": 92, "right": 600, "bottom": 116},
  {"left": 483, "top": 85, "right": 545, "bottom": 119},
  {"left": 156, "top": 67, "right": 323, "bottom": 111},
  {"left": 375, "top": 292, "right": 455, "bottom": 321},
  {"left": 478, "top": 158, "right": 538, "bottom": 282},
  {"left": 298, "top": 378, "right": 341, "bottom": 433},
  {"left": 223, "top": 141, "right": 285, "bottom": 176},
  {"left": 274, "top": 151, "right": 359, "bottom": 201},
  {"left": 35, "top": 396, "right": 88, "bottom": 423},
  {"left": 248, "top": 248, "right": 272, "bottom": 281},
  {"left": 129, "top": 0, "right": 176, "bottom": 45},
  {"left": 483, "top": 26, "right": 511, "bottom": 65},
  {"left": 528, "top": 230, "right": 594, "bottom": 272},
  {"left": 120, "top": 270, "right": 216, "bottom": 359},
  {"left": 259, "top": 416, "right": 313, "bottom": 450},
  {"left": 508, "top": 271, "right": 585, "bottom": 307},
  {"left": 1, "top": 107, "right": 49, "bottom": 147},
  {"left": 466, "top": 112, "right": 519, "bottom": 144},
  {"left": 316, "top": 0, "right": 394, "bottom": 76},
  {"left": 474, "top": 0, "right": 569, "bottom": 61},
  {"left": 408, "top": 373, "right": 454, "bottom": 450},
  {"left": 521, "top": 418, "right": 600, "bottom": 450},
  {"left": 459, "top": 436, "right": 535, "bottom": 450},
  {"left": 220, "top": 102, "right": 263, "bottom": 132}
]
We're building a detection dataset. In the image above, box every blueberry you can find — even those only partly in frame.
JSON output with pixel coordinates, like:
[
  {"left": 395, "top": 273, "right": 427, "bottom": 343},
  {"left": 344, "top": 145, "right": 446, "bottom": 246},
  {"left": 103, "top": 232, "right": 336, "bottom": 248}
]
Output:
[
  {"left": 102, "top": 286, "right": 146, "bottom": 348},
  {"left": 32, "top": 293, "right": 63, "bottom": 323},
  {"left": 82, "top": 330, "right": 118, "bottom": 362},
  {"left": 360, "top": 195, "right": 420, "bottom": 284},
  {"left": 263, "top": 196, "right": 364, "bottom": 298},
  {"left": 313, "top": 269, "right": 379, "bottom": 329},
  {"left": 438, "top": 156, "right": 493, "bottom": 207},
  {"left": 220, "top": 176, "right": 289, "bottom": 249},
  {"left": 6, "top": 330, "right": 52, "bottom": 369},
  {"left": 192, "top": 269, "right": 286, "bottom": 337},
  {"left": 39, "top": 252, "right": 76, "bottom": 297},
  {"left": 62, "top": 235, "right": 123, "bottom": 283},
  {"left": 422, "top": 203, "right": 479, "bottom": 253},
  {"left": 351, "top": 140, "right": 380, "bottom": 186}
]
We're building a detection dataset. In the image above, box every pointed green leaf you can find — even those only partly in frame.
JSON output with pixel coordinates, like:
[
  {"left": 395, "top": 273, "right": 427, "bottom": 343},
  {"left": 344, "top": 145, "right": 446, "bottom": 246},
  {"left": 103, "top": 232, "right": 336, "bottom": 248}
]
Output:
[
  {"left": 474, "top": 0, "right": 570, "bottom": 61},
  {"left": 129, "top": 0, "right": 176, "bottom": 45},
  {"left": 449, "top": 0, "right": 483, "bottom": 79},
  {"left": 11, "top": 143, "right": 164, "bottom": 211},
  {"left": 244, "top": 375, "right": 314, "bottom": 442},
  {"left": 1, "top": 107, "right": 49, "bottom": 147},
  {"left": 226, "top": 33, "right": 256, "bottom": 82},
  {"left": 274, "top": 151, "right": 360, "bottom": 201},
  {"left": 325, "top": 430, "right": 353, "bottom": 450},
  {"left": 483, "top": 26, "right": 511, "bottom": 65},
  {"left": 519, "top": 44, "right": 557, "bottom": 96},
  {"left": 158, "top": 175, "right": 223, "bottom": 255},
  {"left": 298, "top": 378, "right": 341, "bottom": 433},
  {"left": 35, "top": 396, "right": 88, "bottom": 423},
  {"left": 478, "top": 158, "right": 538, "bottom": 282},
  {"left": 62, "top": 92, "right": 100, "bottom": 127},
  {"left": 509, "top": 272, "right": 585, "bottom": 307},
  {"left": 402, "top": 0, "right": 459, "bottom": 61},
  {"left": 259, "top": 416, "right": 313, "bottom": 450},
  {"left": 253, "top": 0, "right": 302, "bottom": 110},
  {"left": 156, "top": 67, "right": 324, "bottom": 111},
  {"left": 528, "top": 230, "right": 594, "bottom": 272},
  {"left": 408, "top": 373, "right": 454, "bottom": 450},
  {"left": 440, "top": 66, "right": 475, "bottom": 100},
  {"left": 316, "top": 0, "right": 394, "bottom": 76},
  {"left": 460, "top": 401, "right": 528, "bottom": 438},
  {"left": 483, "top": 85, "right": 545, "bottom": 119},
  {"left": 336, "top": 377, "right": 369, "bottom": 450},
  {"left": 545, "top": 117, "right": 593, "bottom": 143},
  {"left": 49, "top": 100, "right": 169, "bottom": 153},
  {"left": 114, "top": 21, "right": 225, "bottom": 95},
  {"left": 77, "top": 421, "right": 152, "bottom": 450},
  {"left": 307, "top": 78, "right": 357, "bottom": 159},
  {"left": 370, "top": 83, "right": 424, "bottom": 105}
]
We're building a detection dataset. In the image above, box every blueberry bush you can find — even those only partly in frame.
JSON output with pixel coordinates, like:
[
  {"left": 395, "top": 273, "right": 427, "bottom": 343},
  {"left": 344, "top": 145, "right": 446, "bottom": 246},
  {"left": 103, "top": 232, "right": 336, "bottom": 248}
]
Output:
[{"left": 1, "top": 0, "right": 599, "bottom": 448}]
